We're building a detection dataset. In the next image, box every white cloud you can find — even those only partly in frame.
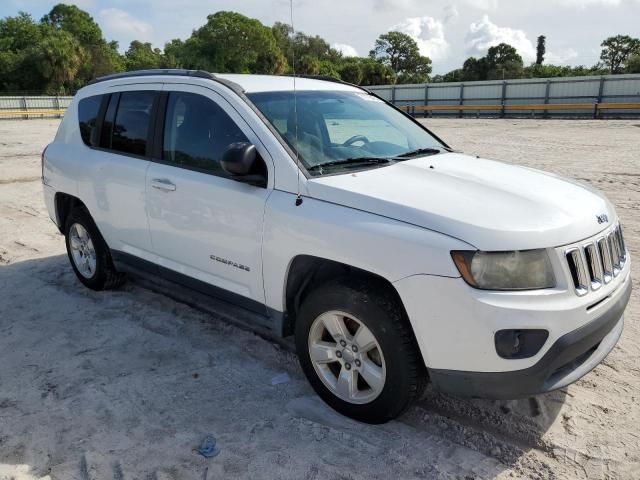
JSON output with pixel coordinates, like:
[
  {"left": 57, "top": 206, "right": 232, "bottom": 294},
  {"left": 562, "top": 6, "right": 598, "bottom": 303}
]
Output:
[
  {"left": 373, "top": 0, "right": 415, "bottom": 9},
  {"left": 99, "top": 8, "right": 153, "bottom": 46},
  {"left": 64, "top": 0, "right": 96, "bottom": 8},
  {"left": 465, "top": 15, "right": 536, "bottom": 61},
  {"left": 559, "top": 0, "right": 621, "bottom": 6},
  {"left": 391, "top": 16, "right": 451, "bottom": 61},
  {"left": 545, "top": 48, "right": 579, "bottom": 64},
  {"left": 333, "top": 43, "right": 359, "bottom": 57},
  {"left": 462, "top": 0, "right": 499, "bottom": 9},
  {"left": 443, "top": 4, "right": 459, "bottom": 23}
]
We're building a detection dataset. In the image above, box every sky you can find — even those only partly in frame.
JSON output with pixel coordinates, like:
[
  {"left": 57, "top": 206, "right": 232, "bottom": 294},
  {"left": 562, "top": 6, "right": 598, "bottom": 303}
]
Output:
[{"left": 3, "top": 0, "right": 640, "bottom": 74}]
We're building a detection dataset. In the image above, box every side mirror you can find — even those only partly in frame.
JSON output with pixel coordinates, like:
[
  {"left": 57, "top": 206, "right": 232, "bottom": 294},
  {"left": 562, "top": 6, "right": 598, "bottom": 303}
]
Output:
[{"left": 221, "top": 142, "right": 267, "bottom": 187}]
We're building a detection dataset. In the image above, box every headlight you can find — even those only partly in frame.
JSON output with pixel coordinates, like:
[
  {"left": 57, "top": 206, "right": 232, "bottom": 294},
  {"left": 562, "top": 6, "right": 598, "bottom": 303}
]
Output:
[{"left": 451, "top": 250, "right": 556, "bottom": 290}]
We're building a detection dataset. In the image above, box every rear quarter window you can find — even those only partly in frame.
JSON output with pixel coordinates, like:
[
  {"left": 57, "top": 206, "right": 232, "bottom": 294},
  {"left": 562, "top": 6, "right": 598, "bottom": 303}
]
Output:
[{"left": 78, "top": 95, "right": 103, "bottom": 146}]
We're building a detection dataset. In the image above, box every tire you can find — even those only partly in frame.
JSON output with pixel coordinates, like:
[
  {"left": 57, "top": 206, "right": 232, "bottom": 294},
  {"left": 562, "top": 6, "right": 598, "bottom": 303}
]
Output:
[
  {"left": 64, "top": 207, "right": 125, "bottom": 291},
  {"left": 295, "top": 277, "right": 426, "bottom": 424}
]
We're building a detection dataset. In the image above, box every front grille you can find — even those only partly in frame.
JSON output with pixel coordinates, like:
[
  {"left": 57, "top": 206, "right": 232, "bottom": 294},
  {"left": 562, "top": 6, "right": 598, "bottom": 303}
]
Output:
[{"left": 565, "top": 224, "right": 627, "bottom": 296}]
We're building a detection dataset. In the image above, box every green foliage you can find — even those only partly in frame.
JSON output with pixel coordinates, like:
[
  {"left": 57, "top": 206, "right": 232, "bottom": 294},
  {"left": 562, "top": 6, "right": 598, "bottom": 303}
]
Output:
[
  {"left": 454, "top": 43, "right": 524, "bottom": 81},
  {"left": 338, "top": 61, "right": 364, "bottom": 84},
  {"left": 177, "top": 11, "right": 287, "bottom": 74},
  {"left": 600, "top": 35, "right": 640, "bottom": 73},
  {"left": 0, "top": 13, "right": 44, "bottom": 91},
  {"left": 369, "top": 31, "right": 431, "bottom": 82},
  {"left": 524, "top": 63, "right": 607, "bottom": 78},
  {"left": 484, "top": 43, "right": 524, "bottom": 79},
  {"left": 358, "top": 58, "right": 396, "bottom": 85},
  {"left": 627, "top": 54, "right": 640, "bottom": 73},
  {"left": 431, "top": 69, "right": 463, "bottom": 83},
  {"left": 42, "top": 4, "right": 123, "bottom": 85},
  {"left": 36, "top": 26, "right": 86, "bottom": 94},
  {"left": 125, "top": 41, "right": 163, "bottom": 71},
  {"left": 41, "top": 4, "right": 102, "bottom": 45},
  {"left": 1, "top": 6, "right": 640, "bottom": 93}
]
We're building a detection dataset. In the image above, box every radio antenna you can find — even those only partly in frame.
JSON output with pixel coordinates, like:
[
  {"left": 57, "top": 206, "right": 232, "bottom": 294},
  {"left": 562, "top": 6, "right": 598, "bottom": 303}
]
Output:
[{"left": 290, "top": 0, "right": 303, "bottom": 206}]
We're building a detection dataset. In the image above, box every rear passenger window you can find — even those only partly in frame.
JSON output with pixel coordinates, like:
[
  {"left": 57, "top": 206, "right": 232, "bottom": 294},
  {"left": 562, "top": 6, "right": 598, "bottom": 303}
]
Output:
[
  {"left": 110, "top": 91, "right": 155, "bottom": 156},
  {"left": 78, "top": 95, "right": 102, "bottom": 146},
  {"left": 162, "top": 92, "right": 249, "bottom": 175},
  {"left": 100, "top": 93, "right": 118, "bottom": 149}
]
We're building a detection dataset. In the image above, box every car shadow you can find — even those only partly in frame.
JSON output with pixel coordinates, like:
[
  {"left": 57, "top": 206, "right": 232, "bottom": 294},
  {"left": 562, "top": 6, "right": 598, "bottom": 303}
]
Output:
[
  {"left": 0, "top": 253, "right": 565, "bottom": 477},
  {"left": 407, "top": 384, "right": 567, "bottom": 467}
]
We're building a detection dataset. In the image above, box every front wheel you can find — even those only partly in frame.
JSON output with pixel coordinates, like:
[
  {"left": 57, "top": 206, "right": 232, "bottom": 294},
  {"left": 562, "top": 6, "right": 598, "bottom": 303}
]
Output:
[{"left": 295, "top": 278, "right": 426, "bottom": 424}]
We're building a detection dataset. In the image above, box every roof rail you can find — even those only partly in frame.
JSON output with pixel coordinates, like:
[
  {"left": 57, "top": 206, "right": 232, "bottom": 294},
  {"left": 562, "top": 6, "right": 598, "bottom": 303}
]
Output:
[
  {"left": 284, "top": 74, "right": 372, "bottom": 95},
  {"left": 87, "top": 69, "right": 215, "bottom": 86}
]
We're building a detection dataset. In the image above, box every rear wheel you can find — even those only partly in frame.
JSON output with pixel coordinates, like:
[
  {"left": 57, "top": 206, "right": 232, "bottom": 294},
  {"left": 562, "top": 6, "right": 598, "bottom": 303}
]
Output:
[
  {"left": 295, "top": 278, "right": 426, "bottom": 424},
  {"left": 64, "top": 207, "right": 125, "bottom": 291}
]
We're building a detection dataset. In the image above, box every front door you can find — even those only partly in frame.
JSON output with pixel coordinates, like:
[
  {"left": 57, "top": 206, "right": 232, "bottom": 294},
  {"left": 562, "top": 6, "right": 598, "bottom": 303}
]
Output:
[{"left": 145, "top": 85, "right": 272, "bottom": 312}]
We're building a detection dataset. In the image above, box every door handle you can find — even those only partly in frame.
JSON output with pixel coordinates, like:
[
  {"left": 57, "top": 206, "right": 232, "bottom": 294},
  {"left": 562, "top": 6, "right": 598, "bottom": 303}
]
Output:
[{"left": 151, "top": 179, "right": 176, "bottom": 192}]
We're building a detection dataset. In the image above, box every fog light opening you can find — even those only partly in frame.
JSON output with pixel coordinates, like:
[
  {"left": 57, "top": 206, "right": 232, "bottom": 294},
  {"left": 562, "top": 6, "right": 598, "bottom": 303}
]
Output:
[{"left": 495, "top": 329, "right": 549, "bottom": 359}]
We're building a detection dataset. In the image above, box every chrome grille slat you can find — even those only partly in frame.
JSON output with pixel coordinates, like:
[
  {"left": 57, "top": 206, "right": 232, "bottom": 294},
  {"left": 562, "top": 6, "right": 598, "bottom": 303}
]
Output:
[
  {"left": 565, "top": 223, "right": 627, "bottom": 296},
  {"left": 583, "top": 242, "right": 602, "bottom": 290},
  {"left": 619, "top": 225, "right": 627, "bottom": 262},
  {"left": 565, "top": 248, "right": 589, "bottom": 296},
  {"left": 597, "top": 236, "right": 613, "bottom": 283},
  {"left": 608, "top": 231, "right": 621, "bottom": 276}
]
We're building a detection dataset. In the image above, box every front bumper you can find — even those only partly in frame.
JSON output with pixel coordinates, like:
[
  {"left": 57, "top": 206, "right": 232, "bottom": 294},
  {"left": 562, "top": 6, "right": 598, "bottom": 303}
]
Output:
[{"left": 428, "top": 277, "right": 630, "bottom": 398}]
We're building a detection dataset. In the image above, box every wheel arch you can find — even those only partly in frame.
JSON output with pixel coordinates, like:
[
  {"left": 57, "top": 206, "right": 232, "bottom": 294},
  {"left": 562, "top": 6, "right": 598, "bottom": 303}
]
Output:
[
  {"left": 54, "top": 192, "right": 88, "bottom": 233},
  {"left": 281, "top": 255, "right": 412, "bottom": 339}
]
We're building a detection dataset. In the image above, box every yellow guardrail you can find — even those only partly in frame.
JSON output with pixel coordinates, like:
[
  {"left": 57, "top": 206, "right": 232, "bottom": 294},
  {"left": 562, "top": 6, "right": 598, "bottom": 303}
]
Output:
[
  {"left": 399, "top": 102, "right": 640, "bottom": 117},
  {"left": 0, "top": 109, "right": 66, "bottom": 117}
]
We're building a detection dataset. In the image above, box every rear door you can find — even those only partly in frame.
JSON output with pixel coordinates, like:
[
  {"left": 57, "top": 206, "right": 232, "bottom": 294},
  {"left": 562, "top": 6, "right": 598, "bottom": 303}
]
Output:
[
  {"left": 78, "top": 85, "right": 161, "bottom": 259},
  {"left": 145, "top": 84, "right": 273, "bottom": 312}
]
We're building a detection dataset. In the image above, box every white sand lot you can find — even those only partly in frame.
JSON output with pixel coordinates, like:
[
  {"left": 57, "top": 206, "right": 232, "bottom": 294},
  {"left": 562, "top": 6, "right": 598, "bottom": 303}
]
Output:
[{"left": 0, "top": 118, "right": 638, "bottom": 479}]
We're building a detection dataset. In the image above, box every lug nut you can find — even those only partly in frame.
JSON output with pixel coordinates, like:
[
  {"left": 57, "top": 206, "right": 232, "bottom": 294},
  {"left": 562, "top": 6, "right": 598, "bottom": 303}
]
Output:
[
  {"left": 351, "top": 345, "right": 358, "bottom": 352},
  {"left": 345, "top": 363, "right": 351, "bottom": 370},
  {"left": 355, "top": 359, "right": 361, "bottom": 367},
  {"left": 336, "top": 351, "right": 342, "bottom": 358},
  {"left": 340, "top": 340, "right": 347, "bottom": 347}
]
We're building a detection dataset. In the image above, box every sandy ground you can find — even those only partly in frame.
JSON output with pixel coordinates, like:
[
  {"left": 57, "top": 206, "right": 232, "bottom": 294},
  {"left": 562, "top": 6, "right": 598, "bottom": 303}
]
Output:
[{"left": 0, "top": 118, "right": 638, "bottom": 480}]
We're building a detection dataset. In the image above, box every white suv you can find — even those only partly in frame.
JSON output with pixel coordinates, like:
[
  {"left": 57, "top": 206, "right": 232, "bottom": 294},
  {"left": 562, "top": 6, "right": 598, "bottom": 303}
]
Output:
[{"left": 42, "top": 69, "right": 631, "bottom": 423}]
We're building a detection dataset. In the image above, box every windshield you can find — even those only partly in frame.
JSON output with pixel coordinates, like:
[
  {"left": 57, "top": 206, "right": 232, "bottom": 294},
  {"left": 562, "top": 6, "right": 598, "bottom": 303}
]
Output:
[{"left": 247, "top": 90, "right": 446, "bottom": 175}]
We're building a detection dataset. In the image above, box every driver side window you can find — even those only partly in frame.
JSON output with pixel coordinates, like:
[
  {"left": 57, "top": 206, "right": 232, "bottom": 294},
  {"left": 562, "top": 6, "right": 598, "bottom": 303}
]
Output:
[{"left": 162, "top": 92, "right": 249, "bottom": 176}]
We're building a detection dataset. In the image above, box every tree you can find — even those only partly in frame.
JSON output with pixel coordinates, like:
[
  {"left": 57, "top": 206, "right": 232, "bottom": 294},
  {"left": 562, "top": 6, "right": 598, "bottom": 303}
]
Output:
[
  {"left": 536, "top": 35, "right": 546, "bottom": 65},
  {"left": 600, "top": 35, "right": 640, "bottom": 74},
  {"left": 36, "top": 26, "right": 86, "bottom": 94},
  {"left": 485, "top": 43, "right": 523, "bottom": 79},
  {"left": 0, "top": 12, "right": 45, "bottom": 91},
  {"left": 432, "top": 68, "right": 464, "bottom": 83},
  {"left": 627, "top": 54, "right": 640, "bottom": 73},
  {"left": 338, "top": 60, "right": 364, "bottom": 84},
  {"left": 163, "top": 39, "right": 186, "bottom": 68},
  {"left": 359, "top": 58, "right": 396, "bottom": 85},
  {"left": 41, "top": 4, "right": 123, "bottom": 84},
  {"left": 178, "top": 11, "right": 287, "bottom": 74},
  {"left": 41, "top": 4, "right": 102, "bottom": 45},
  {"left": 124, "top": 41, "right": 163, "bottom": 71},
  {"left": 461, "top": 57, "right": 488, "bottom": 81},
  {"left": 271, "top": 21, "right": 341, "bottom": 75},
  {"left": 524, "top": 63, "right": 607, "bottom": 78},
  {"left": 369, "top": 31, "right": 432, "bottom": 81}
]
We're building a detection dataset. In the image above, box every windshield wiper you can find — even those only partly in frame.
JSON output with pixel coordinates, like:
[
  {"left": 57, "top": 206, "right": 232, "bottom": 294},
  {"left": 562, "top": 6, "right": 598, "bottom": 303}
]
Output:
[
  {"left": 397, "top": 147, "right": 448, "bottom": 158},
  {"left": 308, "top": 157, "right": 394, "bottom": 172}
]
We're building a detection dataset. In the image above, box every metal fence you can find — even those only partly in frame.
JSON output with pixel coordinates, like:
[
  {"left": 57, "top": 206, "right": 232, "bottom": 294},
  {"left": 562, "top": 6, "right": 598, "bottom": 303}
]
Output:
[
  {"left": 2, "top": 73, "right": 640, "bottom": 119},
  {"left": 0, "top": 96, "right": 71, "bottom": 120},
  {"left": 366, "top": 73, "right": 640, "bottom": 118}
]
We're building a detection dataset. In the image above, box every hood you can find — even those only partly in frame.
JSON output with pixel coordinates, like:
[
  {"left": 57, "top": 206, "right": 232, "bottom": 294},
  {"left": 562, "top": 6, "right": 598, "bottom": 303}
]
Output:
[{"left": 307, "top": 153, "right": 615, "bottom": 251}]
